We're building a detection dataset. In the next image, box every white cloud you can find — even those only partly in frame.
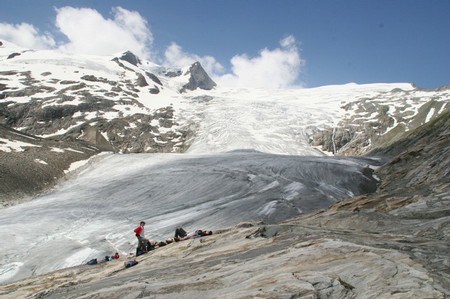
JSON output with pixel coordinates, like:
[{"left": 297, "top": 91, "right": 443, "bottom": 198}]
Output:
[
  {"left": 55, "top": 6, "right": 153, "bottom": 59},
  {"left": 216, "top": 35, "right": 304, "bottom": 88},
  {"left": 0, "top": 22, "right": 55, "bottom": 49}
]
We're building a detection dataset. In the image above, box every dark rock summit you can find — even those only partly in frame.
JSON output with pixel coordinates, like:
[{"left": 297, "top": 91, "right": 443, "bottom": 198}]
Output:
[
  {"left": 118, "top": 51, "right": 141, "bottom": 66},
  {"left": 180, "top": 61, "right": 217, "bottom": 93}
]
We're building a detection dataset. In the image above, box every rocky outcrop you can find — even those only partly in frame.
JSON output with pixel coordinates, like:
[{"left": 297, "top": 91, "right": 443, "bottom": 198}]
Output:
[
  {"left": 78, "top": 125, "right": 114, "bottom": 152},
  {"left": 0, "top": 222, "right": 445, "bottom": 298},
  {"left": 296, "top": 110, "right": 450, "bottom": 295},
  {"left": 180, "top": 62, "right": 217, "bottom": 93},
  {"left": 0, "top": 48, "right": 221, "bottom": 155},
  {"left": 118, "top": 51, "right": 141, "bottom": 66}
]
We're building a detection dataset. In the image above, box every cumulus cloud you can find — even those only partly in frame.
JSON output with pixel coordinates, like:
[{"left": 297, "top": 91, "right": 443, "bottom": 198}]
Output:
[
  {"left": 0, "top": 22, "right": 55, "bottom": 49},
  {"left": 216, "top": 35, "right": 303, "bottom": 88},
  {"left": 55, "top": 6, "right": 153, "bottom": 59},
  {"left": 0, "top": 7, "right": 153, "bottom": 59}
]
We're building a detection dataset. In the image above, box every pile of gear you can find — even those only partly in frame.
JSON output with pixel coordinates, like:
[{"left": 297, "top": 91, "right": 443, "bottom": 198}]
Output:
[{"left": 86, "top": 252, "right": 120, "bottom": 265}]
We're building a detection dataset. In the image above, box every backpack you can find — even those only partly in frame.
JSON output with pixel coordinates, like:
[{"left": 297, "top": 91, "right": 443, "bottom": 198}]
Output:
[
  {"left": 86, "top": 258, "right": 97, "bottom": 265},
  {"left": 124, "top": 260, "right": 139, "bottom": 268}
]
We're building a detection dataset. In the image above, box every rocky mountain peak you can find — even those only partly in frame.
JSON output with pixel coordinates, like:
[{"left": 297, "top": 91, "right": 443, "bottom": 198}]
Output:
[
  {"left": 117, "top": 50, "right": 142, "bottom": 66},
  {"left": 180, "top": 61, "right": 217, "bottom": 93}
]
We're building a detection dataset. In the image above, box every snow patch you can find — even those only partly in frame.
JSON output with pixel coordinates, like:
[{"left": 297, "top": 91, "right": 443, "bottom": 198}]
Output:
[
  {"left": 0, "top": 262, "right": 24, "bottom": 283},
  {"left": 0, "top": 138, "right": 40, "bottom": 152},
  {"left": 257, "top": 200, "right": 278, "bottom": 216},
  {"left": 51, "top": 147, "right": 65, "bottom": 153},
  {"left": 425, "top": 107, "right": 435, "bottom": 123},
  {"left": 34, "top": 159, "right": 48, "bottom": 165},
  {"left": 64, "top": 159, "right": 89, "bottom": 174}
]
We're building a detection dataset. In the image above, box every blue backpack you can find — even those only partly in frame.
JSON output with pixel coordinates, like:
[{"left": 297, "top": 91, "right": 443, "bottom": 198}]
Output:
[{"left": 124, "top": 260, "right": 138, "bottom": 268}]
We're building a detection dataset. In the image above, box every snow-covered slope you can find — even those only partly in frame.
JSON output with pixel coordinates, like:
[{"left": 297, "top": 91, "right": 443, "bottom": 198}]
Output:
[{"left": 0, "top": 41, "right": 213, "bottom": 153}]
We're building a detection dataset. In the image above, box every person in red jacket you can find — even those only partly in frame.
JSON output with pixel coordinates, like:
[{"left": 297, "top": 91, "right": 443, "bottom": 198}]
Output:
[
  {"left": 134, "top": 221, "right": 146, "bottom": 237},
  {"left": 134, "top": 221, "right": 153, "bottom": 253}
]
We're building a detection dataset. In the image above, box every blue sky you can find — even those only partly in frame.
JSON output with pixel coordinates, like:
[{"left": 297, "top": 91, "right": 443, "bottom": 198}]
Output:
[{"left": 1, "top": 0, "right": 449, "bottom": 88}]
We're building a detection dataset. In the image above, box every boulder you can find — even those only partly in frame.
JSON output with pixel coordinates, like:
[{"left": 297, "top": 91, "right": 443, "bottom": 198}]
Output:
[{"left": 78, "top": 125, "right": 114, "bottom": 152}]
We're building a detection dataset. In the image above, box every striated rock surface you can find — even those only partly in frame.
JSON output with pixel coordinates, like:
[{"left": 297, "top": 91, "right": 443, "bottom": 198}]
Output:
[{"left": 0, "top": 222, "right": 445, "bottom": 299}]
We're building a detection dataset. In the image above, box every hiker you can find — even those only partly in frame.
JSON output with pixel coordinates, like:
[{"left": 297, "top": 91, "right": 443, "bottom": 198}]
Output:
[
  {"left": 174, "top": 227, "right": 213, "bottom": 241},
  {"left": 134, "top": 221, "right": 153, "bottom": 253},
  {"left": 174, "top": 227, "right": 187, "bottom": 239}
]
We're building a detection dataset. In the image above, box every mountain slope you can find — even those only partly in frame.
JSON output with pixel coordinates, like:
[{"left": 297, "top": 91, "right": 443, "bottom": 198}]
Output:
[{"left": 0, "top": 41, "right": 214, "bottom": 154}]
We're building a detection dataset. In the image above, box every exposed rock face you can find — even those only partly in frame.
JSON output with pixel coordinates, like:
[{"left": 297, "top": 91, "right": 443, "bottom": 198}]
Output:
[
  {"left": 297, "top": 110, "right": 450, "bottom": 295},
  {"left": 371, "top": 109, "right": 450, "bottom": 195},
  {"left": 119, "top": 50, "right": 141, "bottom": 66},
  {"left": 180, "top": 61, "right": 217, "bottom": 93},
  {"left": 145, "top": 71, "right": 162, "bottom": 86}
]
